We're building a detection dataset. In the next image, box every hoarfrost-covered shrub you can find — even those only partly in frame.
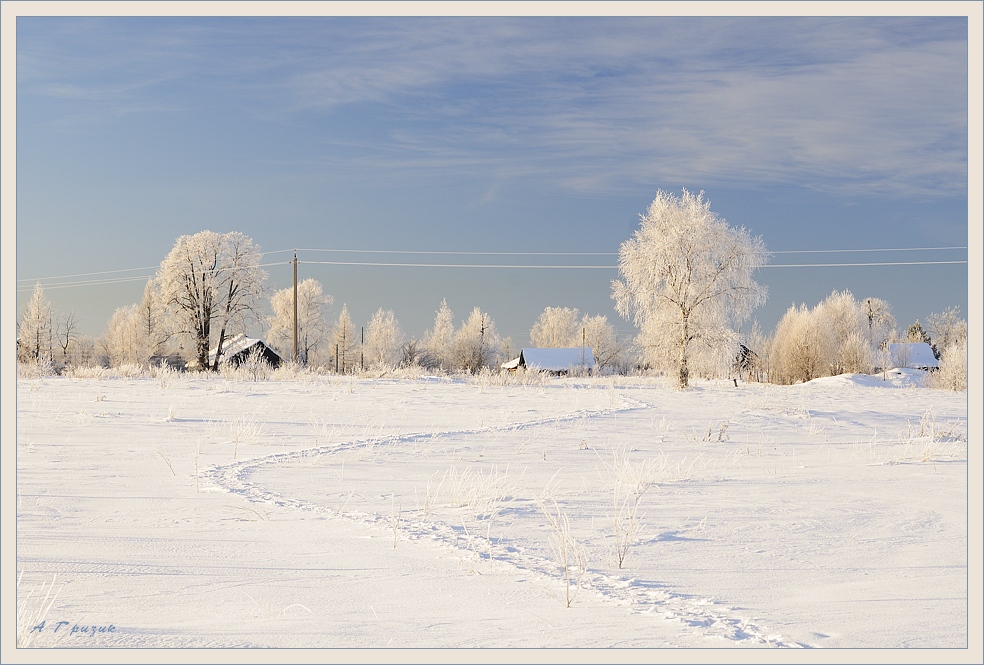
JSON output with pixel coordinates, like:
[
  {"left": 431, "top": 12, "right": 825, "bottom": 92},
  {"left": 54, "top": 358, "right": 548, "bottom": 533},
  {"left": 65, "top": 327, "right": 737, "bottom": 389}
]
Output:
[
  {"left": 269, "top": 360, "right": 314, "bottom": 382},
  {"left": 18, "top": 358, "right": 57, "bottom": 379},
  {"left": 112, "top": 363, "right": 146, "bottom": 379},
  {"left": 927, "top": 339, "right": 967, "bottom": 391},
  {"left": 151, "top": 360, "right": 179, "bottom": 388},
  {"left": 219, "top": 348, "right": 272, "bottom": 381},
  {"left": 771, "top": 304, "right": 833, "bottom": 384},
  {"left": 64, "top": 365, "right": 109, "bottom": 380},
  {"left": 769, "top": 290, "right": 878, "bottom": 384}
]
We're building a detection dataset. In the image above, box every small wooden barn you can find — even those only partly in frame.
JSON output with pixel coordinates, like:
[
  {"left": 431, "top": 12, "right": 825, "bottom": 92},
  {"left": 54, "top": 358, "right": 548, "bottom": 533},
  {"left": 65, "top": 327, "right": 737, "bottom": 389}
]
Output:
[
  {"left": 208, "top": 334, "right": 284, "bottom": 368},
  {"left": 501, "top": 347, "right": 596, "bottom": 374}
]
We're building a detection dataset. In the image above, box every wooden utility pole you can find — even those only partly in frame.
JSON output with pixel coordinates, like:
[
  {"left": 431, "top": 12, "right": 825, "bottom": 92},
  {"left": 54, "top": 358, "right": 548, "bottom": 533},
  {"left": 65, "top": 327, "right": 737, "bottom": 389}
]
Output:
[{"left": 292, "top": 251, "right": 298, "bottom": 364}]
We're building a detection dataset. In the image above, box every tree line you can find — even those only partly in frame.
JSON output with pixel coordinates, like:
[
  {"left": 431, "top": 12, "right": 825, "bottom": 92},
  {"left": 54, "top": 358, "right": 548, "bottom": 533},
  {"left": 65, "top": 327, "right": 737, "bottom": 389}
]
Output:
[{"left": 17, "top": 190, "right": 967, "bottom": 390}]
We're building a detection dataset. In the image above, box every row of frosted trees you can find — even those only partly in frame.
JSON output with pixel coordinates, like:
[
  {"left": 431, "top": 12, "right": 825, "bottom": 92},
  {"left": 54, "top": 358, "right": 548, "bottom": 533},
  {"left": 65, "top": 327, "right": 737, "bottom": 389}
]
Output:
[
  {"left": 742, "top": 293, "right": 967, "bottom": 389},
  {"left": 18, "top": 190, "right": 967, "bottom": 388},
  {"left": 18, "top": 229, "right": 628, "bottom": 376},
  {"left": 19, "top": 278, "right": 627, "bottom": 376}
]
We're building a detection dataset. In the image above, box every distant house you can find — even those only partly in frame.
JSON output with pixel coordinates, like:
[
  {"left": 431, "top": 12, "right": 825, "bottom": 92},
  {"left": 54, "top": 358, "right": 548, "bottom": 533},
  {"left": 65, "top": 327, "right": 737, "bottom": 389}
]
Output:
[
  {"left": 148, "top": 353, "right": 188, "bottom": 371},
  {"left": 887, "top": 342, "right": 939, "bottom": 370},
  {"left": 208, "top": 334, "right": 284, "bottom": 369},
  {"left": 501, "top": 347, "right": 596, "bottom": 374}
]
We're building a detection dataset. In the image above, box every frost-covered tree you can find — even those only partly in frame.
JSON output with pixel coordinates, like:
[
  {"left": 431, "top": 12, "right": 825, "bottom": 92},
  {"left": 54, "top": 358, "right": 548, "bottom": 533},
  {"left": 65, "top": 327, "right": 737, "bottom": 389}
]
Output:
[
  {"left": 861, "top": 297, "right": 896, "bottom": 350},
  {"left": 818, "top": 290, "right": 872, "bottom": 375},
  {"left": 927, "top": 306, "right": 967, "bottom": 359},
  {"left": 97, "top": 281, "right": 168, "bottom": 369},
  {"left": 454, "top": 307, "right": 503, "bottom": 373},
  {"left": 580, "top": 314, "right": 623, "bottom": 371},
  {"left": 136, "top": 279, "right": 167, "bottom": 360},
  {"left": 55, "top": 309, "right": 79, "bottom": 366},
  {"left": 17, "top": 283, "right": 54, "bottom": 364},
  {"left": 400, "top": 339, "right": 425, "bottom": 368},
  {"left": 423, "top": 299, "right": 455, "bottom": 372},
  {"left": 906, "top": 320, "right": 931, "bottom": 345},
  {"left": 154, "top": 231, "right": 266, "bottom": 371},
  {"left": 364, "top": 308, "right": 404, "bottom": 369},
  {"left": 102, "top": 304, "right": 147, "bottom": 368},
  {"left": 530, "top": 307, "right": 623, "bottom": 371},
  {"left": 74, "top": 335, "right": 97, "bottom": 368},
  {"left": 331, "top": 304, "right": 358, "bottom": 373},
  {"left": 530, "top": 307, "right": 581, "bottom": 347},
  {"left": 267, "top": 278, "right": 334, "bottom": 366},
  {"left": 612, "top": 189, "right": 768, "bottom": 388}
]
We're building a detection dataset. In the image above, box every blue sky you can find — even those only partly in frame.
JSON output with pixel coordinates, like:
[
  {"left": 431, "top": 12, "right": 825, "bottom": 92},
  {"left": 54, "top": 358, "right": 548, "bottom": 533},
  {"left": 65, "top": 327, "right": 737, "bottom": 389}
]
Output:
[{"left": 11, "top": 11, "right": 973, "bottom": 348}]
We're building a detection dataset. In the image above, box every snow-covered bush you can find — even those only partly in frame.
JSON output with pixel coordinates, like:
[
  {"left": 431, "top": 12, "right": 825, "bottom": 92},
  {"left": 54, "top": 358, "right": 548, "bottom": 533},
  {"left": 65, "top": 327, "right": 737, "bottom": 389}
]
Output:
[
  {"left": 536, "top": 494, "right": 588, "bottom": 608},
  {"left": 218, "top": 348, "right": 272, "bottom": 381},
  {"left": 769, "top": 290, "right": 879, "bottom": 383},
  {"left": 113, "top": 363, "right": 146, "bottom": 379},
  {"left": 18, "top": 357, "right": 57, "bottom": 379},
  {"left": 64, "top": 365, "right": 109, "bottom": 380},
  {"left": 926, "top": 339, "right": 967, "bottom": 391},
  {"left": 151, "top": 359, "right": 179, "bottom": 389},
  {"left": 471, "top": 366, "right": 549, "bottom": 389},
  {"left": 770, "top": 304, "right": 833, "bottom": 384}
]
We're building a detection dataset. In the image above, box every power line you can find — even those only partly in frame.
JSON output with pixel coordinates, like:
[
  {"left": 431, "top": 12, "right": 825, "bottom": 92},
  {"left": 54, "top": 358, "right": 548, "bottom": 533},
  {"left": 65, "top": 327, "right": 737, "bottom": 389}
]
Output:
[
  {"left": 294, "top": 248, "right": 617, "bottom": 256},
  {"left": 301, "top": 260, "right": 618, "bottom": 269},
  {"left": 17, "top": 248, "right": 969, "bottom": 291},
  {"left": 285, "top": 245, "right": 967, "bottom": 257},
  {"left": 301, "top": 259, "right": 970, "bottom": 269},
  {"left": 763, "top": 260, "right": 968, "bottom": 268},
  {"left": 18, "top": 266, "right": 160, "bottom": 283},
  {"left": 18, "top": 261, "right": 290, "bottom": 290},
  {"left": 770, "top": 246, "right": 967, "bottom": 254},
  {"left": 17, "top": 275, "right": 156, "bottom": 291}
]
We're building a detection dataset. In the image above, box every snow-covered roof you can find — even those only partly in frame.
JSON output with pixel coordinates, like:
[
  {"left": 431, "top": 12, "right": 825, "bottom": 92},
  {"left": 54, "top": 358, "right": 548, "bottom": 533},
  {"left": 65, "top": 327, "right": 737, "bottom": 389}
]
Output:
[
  {"left": 887, "top": 343, "right": 939, "bottom": 369},
  {"left": 513, "top": 347, "right": 596, "bottom": 372},
  {"left": 501, "top": 356, "right": 522, "bottom": 370},
  {"left": 208, "top": 334, "right": 281, "bottom": 365}
]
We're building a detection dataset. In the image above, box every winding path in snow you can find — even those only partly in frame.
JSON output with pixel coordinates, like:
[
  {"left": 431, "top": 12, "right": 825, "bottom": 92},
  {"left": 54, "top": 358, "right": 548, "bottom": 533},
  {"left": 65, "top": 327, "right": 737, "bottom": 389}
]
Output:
[{"left": 202, "top": 394, "right": 810, "bottom": 649}]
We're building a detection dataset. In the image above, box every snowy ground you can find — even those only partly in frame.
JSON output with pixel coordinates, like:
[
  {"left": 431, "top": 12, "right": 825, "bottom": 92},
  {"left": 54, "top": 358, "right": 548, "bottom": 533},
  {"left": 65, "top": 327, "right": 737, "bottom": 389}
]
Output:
[{"left": 13, "top": 369, "right": 970, "bottom": 657}]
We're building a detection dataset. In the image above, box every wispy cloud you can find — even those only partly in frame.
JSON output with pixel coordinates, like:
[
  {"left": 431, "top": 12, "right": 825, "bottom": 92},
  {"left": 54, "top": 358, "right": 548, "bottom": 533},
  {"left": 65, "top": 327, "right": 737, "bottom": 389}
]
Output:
[{"left": 17, "top": 16, "right": 968, "bottom": 197}]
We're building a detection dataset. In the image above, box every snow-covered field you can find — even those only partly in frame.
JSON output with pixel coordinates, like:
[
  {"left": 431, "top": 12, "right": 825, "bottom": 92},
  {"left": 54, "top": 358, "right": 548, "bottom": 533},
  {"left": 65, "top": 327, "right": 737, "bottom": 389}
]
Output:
[{"left": 14, "top": 370, "right": 969, "bottom": 654}]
